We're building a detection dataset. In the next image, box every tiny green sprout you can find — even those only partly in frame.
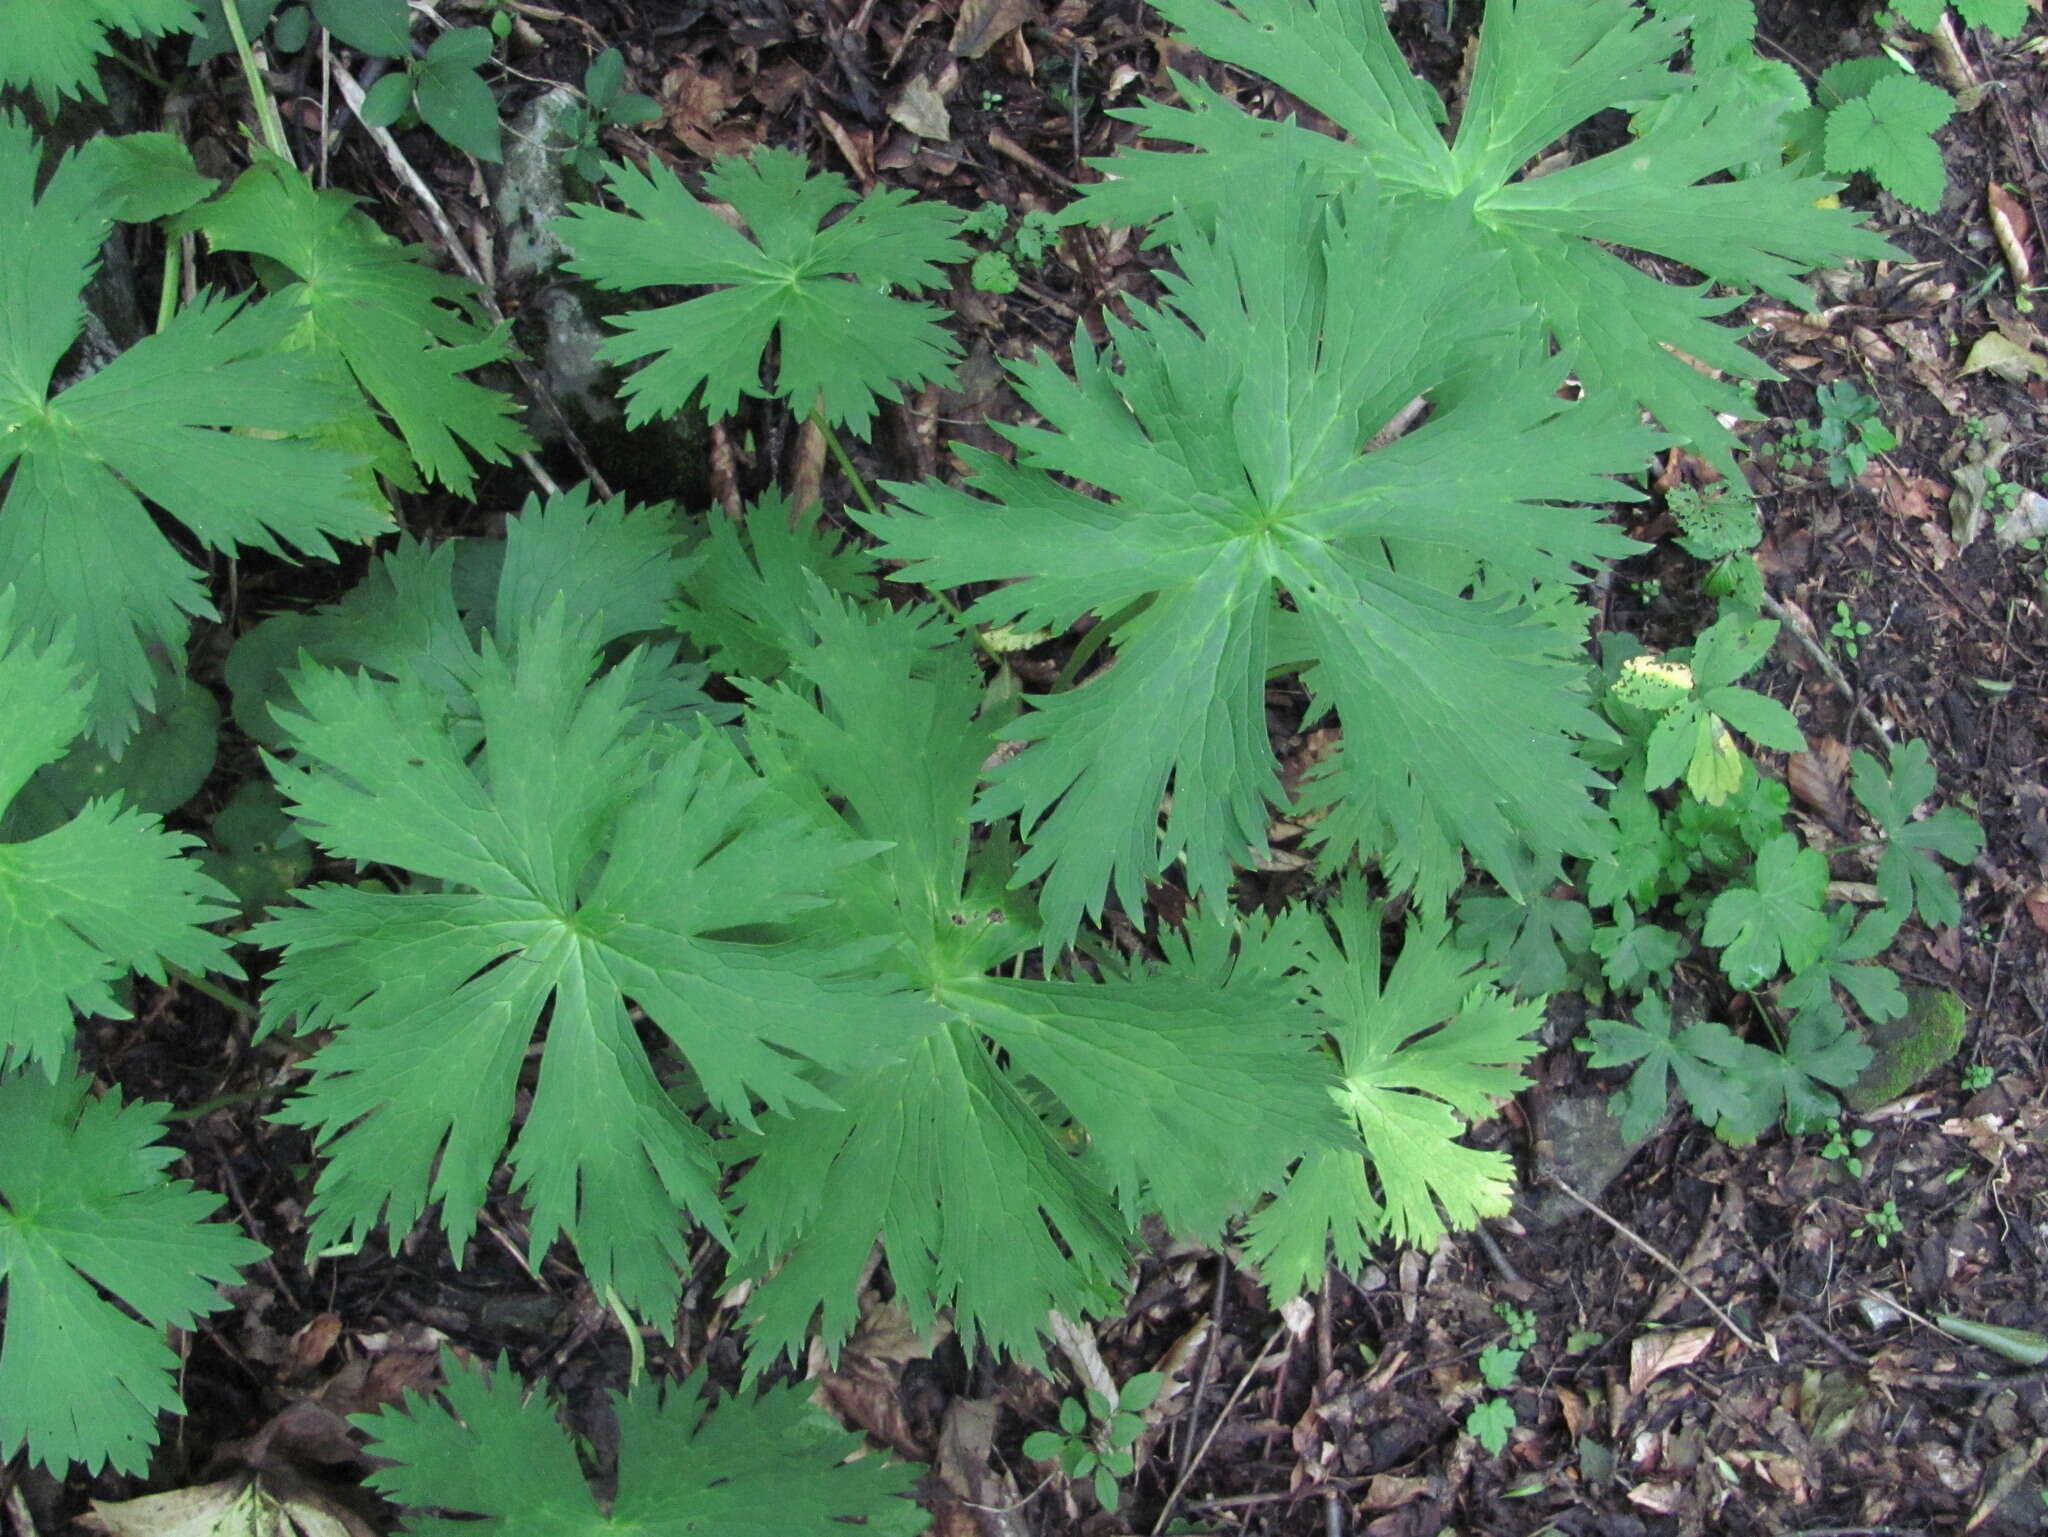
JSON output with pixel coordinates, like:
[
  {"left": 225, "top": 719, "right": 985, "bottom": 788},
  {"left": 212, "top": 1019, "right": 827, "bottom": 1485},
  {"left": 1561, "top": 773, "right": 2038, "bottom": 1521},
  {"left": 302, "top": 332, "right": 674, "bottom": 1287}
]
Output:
[
  {"left": 1854, "top": 1198, "right": 1905, "bottom": 1248},
  {"left": 1961, "top": 1062, "right": 1995, "bottom": 1091},
  {"left": 980, "top": 89, "right": 1005, "bottom": 111},
  {"left": 1013, "top": 209, "right": 1060, "bottom": 265},
  {"left": 1819, "top": 1117, "right": 1874, "bottom": 1177},
  {"left": 971, "top": 251, "right": 1020, "bottom": 295},
  {"left": 1830, "top": 600, "right": 1874, "bottom": 657},
  {"left": 558, "top": 49, "right": 664, "bottom": 183},
  {"left": 1565, "top": 1329, "right": 1605, "bottom": 1354},
  {"left": 1497, "top": 1302, "right": 1538, "bottom": 1352},
  {"left": 1022, "top": 1372, "right": 1164, "bottom": 1512},
  {"left": 1781, "top": 382, "right": 1897, "bottom": 487},
  {"left": 960, "top": 201, "right": 1010, "bottom": 241},
  {"left": 1466, "top": 1395, "right": 1517, "bottom": 1455}
]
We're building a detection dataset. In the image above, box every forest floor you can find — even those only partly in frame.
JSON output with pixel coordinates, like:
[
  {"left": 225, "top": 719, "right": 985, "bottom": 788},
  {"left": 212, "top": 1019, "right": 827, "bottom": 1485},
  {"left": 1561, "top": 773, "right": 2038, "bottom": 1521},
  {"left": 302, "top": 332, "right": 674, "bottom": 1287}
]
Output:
[{"left": 19, "top": 2, "right": 2048, "bottom": 1536}]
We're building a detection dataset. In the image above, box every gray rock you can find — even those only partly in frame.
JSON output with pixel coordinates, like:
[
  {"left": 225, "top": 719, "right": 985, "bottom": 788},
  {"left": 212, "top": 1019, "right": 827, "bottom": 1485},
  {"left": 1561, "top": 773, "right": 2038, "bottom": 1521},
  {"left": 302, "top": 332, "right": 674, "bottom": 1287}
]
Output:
[{"left": 492, "top": 88, "right": 708, "bottom": 509}]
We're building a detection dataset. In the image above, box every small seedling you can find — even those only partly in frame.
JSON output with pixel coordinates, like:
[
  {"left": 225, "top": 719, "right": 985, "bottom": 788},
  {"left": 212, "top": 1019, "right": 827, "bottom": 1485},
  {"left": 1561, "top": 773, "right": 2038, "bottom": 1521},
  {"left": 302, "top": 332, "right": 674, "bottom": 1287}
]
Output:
[
  {"left": 1960, "top": 1062, "right": 1995, "bottom": 1091},
  {"left": 1023, "top": 1373, "right": 1164, "bottom": 1511},
  {"left": 962, "top": 202, "right": 1063, "bottom": 291},
  {"left": 1854, "top": 1198, "right": 1905, "bottom": 1248},
  {"left": 1819, "top": 1117, "right": 1874, "bottom": 1177},
  {"left": 1830, "top": 600, "right": 1874, "bottom": 657},
  {"left": 558, "top": 49, "right": 663, "bottom": 183},
  {"left": 1779, "top": 382, "right": 1898, "bottom": 487},
  {"left": 359, "top": 25, "right": 505, "bottom": 162}
]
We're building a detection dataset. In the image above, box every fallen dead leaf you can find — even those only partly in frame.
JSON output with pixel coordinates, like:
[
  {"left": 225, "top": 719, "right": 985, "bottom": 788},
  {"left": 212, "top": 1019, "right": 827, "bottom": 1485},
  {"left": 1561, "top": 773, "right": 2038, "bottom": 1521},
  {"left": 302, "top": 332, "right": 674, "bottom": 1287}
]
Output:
[
  {"left": 888, "top": 75, "right": 952, "bottom": 141},
  {"left": 1995, "top": 489, "right": 2048, "bottom": 549},
  {"left": 1788, "top": 737, "right": 1853, "bottom": 828},
  {"left": 950, "top": 0, "right": 1039, "bottom": 59},
  {"left": 2026, "top": 884, "right": 2048, "bottom": 936},
  {"left": 1360, "top": 1473, "right": 1432, "bottom": 1511},
  {"left": 284, "top": 1314, "right": 342, "bottom": 1379},
  {"left": 1989, "top": 183, "right": 2035, "bottom": 291},
  {"left": 1959, "top": 330, "right": 2048, "bottom": 383},
  {"left": 1629, "top": 1327, "right": 1715, "bottom": 1395},
  {"left": 80, "top": 1474, "right": 374, "bottom": 1537},
  {"left": 1627, "top": 1480, "right": 1687, "bottom": 1516}
]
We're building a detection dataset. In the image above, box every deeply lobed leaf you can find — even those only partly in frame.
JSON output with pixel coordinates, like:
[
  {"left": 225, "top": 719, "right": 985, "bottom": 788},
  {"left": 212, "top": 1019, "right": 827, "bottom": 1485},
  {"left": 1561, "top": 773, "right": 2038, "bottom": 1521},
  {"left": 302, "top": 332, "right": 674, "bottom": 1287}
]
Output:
[{"left": 869, "top": 175, "right": 1650, "bottom": 946}]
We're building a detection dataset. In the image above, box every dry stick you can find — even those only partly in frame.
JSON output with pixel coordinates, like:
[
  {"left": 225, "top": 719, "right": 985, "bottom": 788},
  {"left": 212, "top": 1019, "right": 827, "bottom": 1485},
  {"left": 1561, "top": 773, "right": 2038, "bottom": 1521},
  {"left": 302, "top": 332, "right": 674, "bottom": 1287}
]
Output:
[
  {"left": 3, "top": 1480, "right": 38, "bottom": 1537},
  {"left": 326, "top": 63, "right": 613, "bottom": 502},
  {"left": 1546, "top": 1174, "right": 1764, "bottom": 1353},
  {"left": 1756, "top": 588, "right": 1893, "bottom": 753},
  {"left": 1150, "top": 1322, "right": 1288, "bottom": 1537}
]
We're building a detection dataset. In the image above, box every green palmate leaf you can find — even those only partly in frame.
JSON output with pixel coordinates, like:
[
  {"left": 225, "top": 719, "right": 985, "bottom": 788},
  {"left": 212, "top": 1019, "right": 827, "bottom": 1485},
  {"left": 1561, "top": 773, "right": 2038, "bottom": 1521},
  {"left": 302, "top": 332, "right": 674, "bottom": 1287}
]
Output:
[
  {"left": 0, "top": 597, "right": 239, "bottom": 1077},
  {"left": 1890, "top": 0, "right": 2029, "bottom": 36},
  {"left": 74, "top": 132, "right": 218, "bottom": 222},
  {"left": 1823, "top": 73, "right": 1954, "bottom": 213},
  {"left": 1243, "top": 889, "right": 1544, "bottom": 1302},
  {"left": 0, "top": 1068, "right": 266, "bottom": 1475},
  {"left": 229, "top": 485, "right": 704, "bottom": 749},
  {"left": 868, "top": 175, "right": 1652, "bottom": 947},
  {"left": 258, "top": 600, "right": 918, "bottom": 1323},
  {"left": 0, "top": 0, "right": 198, "bottom": 105},
  {"left": 732, "top": 591, "right": 1341, "bottom": 1366},
  {"left": 1065, "top": 0, "right": 1896, "bottom": 476},
  {"left": 357, "top": 1352, "right": 928, "bottom": 1537},
  {"left": 1579, "top": 993, "right": 1753, "bottom": 1141},
  {"left": 1456, "top": 890, "right": 1593, "bottom": 997},
  {"left": 1850, "top": 737, "right": 1984, "bottom": 929},
  {"left": 669, "top": 496, "right": 878, "bottom": 680},
  {"left": 173, "top": 153, "right": 530, "bottom": 494},
  {"left": 556, "top": 147, "right": 967, "bottom": 431},
  {"left": 1723, "top": 993, "right": 1870, "bottom": 1139},
  {"left": 0, "top": 116, "right": 387, "bottom": 749},
  {"left": 1703, "top": 832, "right": 1831, "bottom": 988},
  {"left": 1779, "top": 904, "right": 1906, "bottom": 1025}
]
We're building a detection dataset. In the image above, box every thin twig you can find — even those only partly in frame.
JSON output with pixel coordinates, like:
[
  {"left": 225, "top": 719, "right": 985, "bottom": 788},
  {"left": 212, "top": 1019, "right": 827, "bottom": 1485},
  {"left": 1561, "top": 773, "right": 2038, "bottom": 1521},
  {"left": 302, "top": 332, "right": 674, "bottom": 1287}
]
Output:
[
  {"left": 1757, "top": 587, "right": 1893, "bottom": 752},
  {"left": 1174, "top": 1254, "right": 1229, "bottom": 1489},
  {"left": 1547, "top": 1174, "right": 1763, "bottom": 1352},
  {"left": 1150, "top": 1323, "right": 1287, "bottom": 1536}
]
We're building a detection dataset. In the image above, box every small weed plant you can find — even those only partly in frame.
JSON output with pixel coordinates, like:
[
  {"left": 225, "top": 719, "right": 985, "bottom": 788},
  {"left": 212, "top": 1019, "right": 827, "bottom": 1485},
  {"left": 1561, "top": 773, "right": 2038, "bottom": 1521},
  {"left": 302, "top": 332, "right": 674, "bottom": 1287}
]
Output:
[
  {"left": 1022, "top": 1373, "right": 1165, "bottom": 1511},
  {"left": 0, "top": 0, "right": 1987, "bottom": 1517},
  {"left": 1779, "top": 381, "right": 1899, "bottom": 487}
]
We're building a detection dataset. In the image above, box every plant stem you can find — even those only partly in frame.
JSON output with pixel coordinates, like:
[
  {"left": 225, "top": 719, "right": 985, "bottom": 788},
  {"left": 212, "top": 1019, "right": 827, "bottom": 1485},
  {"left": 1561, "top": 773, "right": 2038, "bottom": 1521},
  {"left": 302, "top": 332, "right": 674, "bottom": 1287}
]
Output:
[
  {"left": 811, "top": 404, "right": 1007, "bottom": 665},
  {"left": 813, "top": 408, "right": 882, "bottom": 522},
  {"left": 168, "top": 963, "right": 260, "bottom": 1024},
  {"left": 221, "top": 0, "right": 291, "bottom": 159},
  {"left": 156, "top": 238, "right": 180, "bottom": 332},
  {"left": 604, "top": 1285, "right": 646, "bottom": 1390}
]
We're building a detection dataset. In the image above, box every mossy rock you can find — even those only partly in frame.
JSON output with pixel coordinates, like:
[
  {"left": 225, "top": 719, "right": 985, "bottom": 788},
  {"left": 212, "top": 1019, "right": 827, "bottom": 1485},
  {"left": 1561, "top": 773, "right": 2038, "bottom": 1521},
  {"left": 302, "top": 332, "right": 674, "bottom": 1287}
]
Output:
[{"left": 1845, "top": 986, "right": 1966, "bottom": 1112}]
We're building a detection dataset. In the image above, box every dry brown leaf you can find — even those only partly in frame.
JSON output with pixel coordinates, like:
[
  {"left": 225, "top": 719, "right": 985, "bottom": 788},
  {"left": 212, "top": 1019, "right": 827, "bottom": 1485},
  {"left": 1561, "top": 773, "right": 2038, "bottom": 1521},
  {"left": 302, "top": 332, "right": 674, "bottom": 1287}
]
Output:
[
  {"left": 1989, "top": 183, "right": 2035, "bottom": 290},
  {"left": 888, "top": 75, "right": 952, "bottom": 141},
  {"left": 1360, "top": 1473, "right": 1432, "bottom": 1512},
  {"left": 1628, "top": 1327, "right": 1715, "bottom": 1395},
  {"left": 284, "top": 1314, "right": 341, "bottom": 1379},
  {"left": 2026, "top": 884, "right": 2048, "bottom": 936},
  {"left": 1959, "top": 330, "right": 2048, "bottom": 383},
  {"left": 1788, "top": 737, "right": 1852, "bottom": 828},
  {"left": 1627, "top": 1480, "right": 1687, "bottom": 1516},
  {"left": 1555, "top": 1385, "right": 1589, "bottom": 1439},
  {"left": 815, "top": 110, "right": 874, "bottom": 186},
  {"left": 81, "top": 1475, "right": 374, "bottom": 1537},
  {"left": 950, "top": 0, "right": 1039, "bottom": 59}
]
